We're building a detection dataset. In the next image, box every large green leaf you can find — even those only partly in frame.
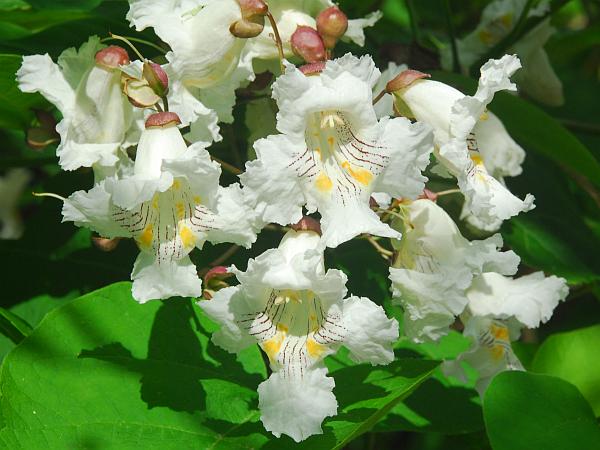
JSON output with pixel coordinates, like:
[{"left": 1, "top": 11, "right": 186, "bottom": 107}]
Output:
[
  {"left": 0, "top": 54, "right": 46, "bottom": 129},
  {"left": 0, "top": 282, "right": 438, "bottom": 449},
  {"left": 483, "top": 372, "right": 600, "bottom": 450},
  {"left": 0, "top": 9, "right": 90, "bottom": 41},
  {"left": 532, "top": 325, "right": 600, "bottom": 416}
]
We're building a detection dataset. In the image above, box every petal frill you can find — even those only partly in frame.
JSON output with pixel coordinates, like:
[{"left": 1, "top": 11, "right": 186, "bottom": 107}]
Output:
[{"left": 257, "top": 365, "right": 337, "bottom": 442}]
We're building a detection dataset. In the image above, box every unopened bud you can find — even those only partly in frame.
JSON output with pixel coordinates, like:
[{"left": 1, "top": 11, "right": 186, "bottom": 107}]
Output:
[
  {"left": 95, "top": 46, "right": 130, "bottom": 70},
  {"left": 230, "top": 0, "right": 268, "bottom": 38},
  {"left": 316, "top": 6, "right": 348, "bottom": 49},
  {"left": 122, "top": 76, "right": 161, "bottom": 108},
  {"left": 386, "top": 69, "right": 430, "bottom": 93},
  {"left": 291, "top": 26, "right": 326, "bottom": 64},
  {"left": 203, "top": 266, "right": 234, "bottom": 299},
  {"left": 92, "top": 236, "right": 121, "bottom": 252},
  {"left": 145, "top": 111, "right": 181, "bottom": 129},
  {"left": 143, "top": 62, "right": 169, "bottom": 97},
  {"left": 291, "top": 216, "right": 322, "bottom": 235}
]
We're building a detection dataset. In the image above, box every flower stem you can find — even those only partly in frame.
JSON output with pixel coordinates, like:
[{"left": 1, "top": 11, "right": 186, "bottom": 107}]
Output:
[
  {"left": 372, "top": 89, "right": 387, "bottom": 105},
  {"left": 366, "top": 235, "right": 394, "bottom": 259},
  {"left": 103, "top": 34, "right": 166, "bottom": 56},
  {"left": 32, "top": 191, "right": 66, "bottom": 202},
  {"left": 108, "top": 33, "right": 146, "bottom": 61},
  {"left": 405, "top": 0, "right": 420, "bottom": 44},
  {"left": 211, "top": 156, "right": 242, "bottom": 175},
  {"left": 266, "top": 11, "right": 285, "bottom": 74},
  {"left": 435, "top": 188, "right": 461, "bottom": 197}
]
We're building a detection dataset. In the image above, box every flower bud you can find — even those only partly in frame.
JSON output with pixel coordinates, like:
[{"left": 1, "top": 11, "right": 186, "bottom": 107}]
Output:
[
  {"left": 230, "top": 0, "right": 268, "bottom": 38},
  {"left": 95, "top": 46, "right": 130, "bottom": 70},
  {"left": 291, "top": 26, "right": 326, "bottom": 64},
  {"left": 145, "top": 111, "right": 181, "bottom": 129},
  {"left": 291, "top": 216, "right": 322, "bottom": 235},
  {"left": 122, "top": 76, "right": 161, "bottom": 108},
  {"left": 316, "top": 6, "right": 348, "bottom": 49},
  {"left": 386, "top": 69, "right": 431, "bottom": 93},
  {"left": 203, "top": 266, "right": 234, "bottom": 299},
  {"left": 142, "top": 61, "right": 169, "bottom": 97},
  {"left": 92, "top": 236, "right": 121, "bottom": 252}
]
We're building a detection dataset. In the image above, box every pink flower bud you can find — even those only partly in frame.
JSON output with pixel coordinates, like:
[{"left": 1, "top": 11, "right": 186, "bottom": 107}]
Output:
[
  {"left": 291, "top": 216, "right": 322, "bottom": 235},
  {"left": 92, "top": 236, "right": 121, "bottom": 252},
  {"left": 291, "top": 26, "right": 326, "bottom": 64},
  {"left": 299, "top": 61, "right": 326, "bottom": 75},
  {"left": 316, "top": 6, "right": 348, "bottom": 49},
  {"left": 145, "top": 112, "right": 181, "bottom": 129},
  {"left": 386, "top": 69, "right": 431, "bottom": 93},
  {"left": 230, "top": 0, "right": 268, "bottom": 38},
  {"left": 204, "top": 266, "right": 233, "bottom": 285},
  {"left": 95, "top": 46, "right": 130, "bottom": 70},
  {"left": 143, "top": 61, "right": 169, "bottom": 97}
]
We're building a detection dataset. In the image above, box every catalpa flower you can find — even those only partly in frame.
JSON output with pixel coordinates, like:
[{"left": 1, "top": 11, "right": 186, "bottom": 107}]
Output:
[
  {"left": 444, "top": 271, "right": 568, "bottom": 394},
  {"left": 441, "top": 0, "right": 563, "bottom": 106},
  {"left": 242, "top": 54, "right": 433, "bottom": 248},
  {"left": 389, "top": 199, "right": 519, "bottom": 342},
  {"left": 243, "top": 0, "right": 381, "bottom": 69},
  {"left": 0, "top": 169, "right": 31, "bottom": 240},
  {"left": 62, "top": 112, "right": 258, "bottom": 302},
  {"left": 199, "top": 223, "right": 399, "bottom": 442},
  {"left": 17, "top": 37, "right": 141, "bottom": 172},
  {"left": 390, "top": 55, "right": 535, "bottom": 230},
  {"left": 126, "top": 0, "right": 261, "bottom": 125}
]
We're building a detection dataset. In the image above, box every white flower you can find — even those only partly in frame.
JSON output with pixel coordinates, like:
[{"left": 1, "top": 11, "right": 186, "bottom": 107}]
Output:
[
  {"left": 444, "top": 271, "right": 568, "bottom": 394},
  {"left": 17, "top": 37, "right": 141, "bottom": 172},
  {"left": 199, "top": 228, "right": 399, "bottom": 442},
  {"left": 126, "top": 0, "right": 255, "bottom": 125},
  {"left": 389, "top": 199, "right": 519, "bottom": 342},
  {"left": 0, "top": 169, "right": 31, "bottom": 240},
  {"left": 241, "top": 54, "right": 433, "bottom": 248},
  {"left": 243, "top": 0, "right": 381, "bottom": 69},
  {"left": 62, "top": 112, "right": 259, "bottom": 303},
  {"left": 441, "top": 0, "right": 563, "bottom": 106},
  {"left": 373, "top": 61, "right": 407, "bottom": 119},
  {"left": 393, "top": 54, "right": 535, "bottom": 230}
]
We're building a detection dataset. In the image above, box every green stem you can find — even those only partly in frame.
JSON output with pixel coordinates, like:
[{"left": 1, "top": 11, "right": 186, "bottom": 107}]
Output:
[
  {"left": 101, "top": 35, "right": 166, "bottom": 56},
  {"left": 470, "top": 0, "right": 571, "bottom": 76},
  {"left": 405, "top": 0, "right": 420, "bottom": 44},
  {"left": 443, "top": 0, "right": 460, "bottom": 72},
  {"left": 0, "top": 307, "right": 33, "bottom": 344}
]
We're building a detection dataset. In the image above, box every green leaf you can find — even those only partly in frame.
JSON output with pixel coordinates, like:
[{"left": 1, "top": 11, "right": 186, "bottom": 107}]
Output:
[
  {"left": 0, "top": 282, "right": 437, "bottom": 449},
  {"left": 0, "top": 9, "right": 91, "bottom": 41},
  {"left": 0, "top": 0, "right": 29, "bottom": 11},
  {"left": 25, "top": 0, "right": 101, "bottom": 10},
  {"left": 532, "top": 325, "right": 600, "bottom": 416},
  {"left": 483, "top": 372, "right": 600, "bottom": 450},
  {"left": 0, "top": 54, "right": 46, "bottom": 129},
  {"left": 0, "top": 307, "right": 32, "bottom": 344}
]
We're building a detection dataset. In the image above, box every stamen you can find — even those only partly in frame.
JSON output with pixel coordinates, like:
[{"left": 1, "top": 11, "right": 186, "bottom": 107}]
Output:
[{"left": 32, "top": 191, "right": 66, "bottom": 202}]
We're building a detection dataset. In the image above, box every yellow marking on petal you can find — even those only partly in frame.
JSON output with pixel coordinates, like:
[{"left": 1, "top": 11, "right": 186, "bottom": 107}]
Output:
[
  {"left": 478, "top": 30, "right": 494, "bottom": 45},
  {"left": 480, "top": 111, "right": 489, "bottom": 121},
  {"left": 315, "top": 147, "right": 322, "bottom": 161},
  {"left": 262, "top": 336, "right": 283, "bottom": 362},
  {"left": 152, "top": 195, "right": 159, "bottom": 210},
  {"left": 315, "top": 172, "right": 333, "bottom": 192},
  {"left": 327, "top": 136, "right": 335, "bottom": 148},
  {"left": 176, "top": 202, "right": 185, "bottom": 219},
  {"left": 341, "top": 161, "right": 373, "bottom": 186},
  {"left": 193, "top": 195, "right": 202, "bottom": 204},
  {"left": 306, "top": 338, "right": 326, "bottom": 359},
  {"left": 277, "top": 324, "right": 288, "bottom": 334},
  {"left": 138, "top": 225, "right": 154, "bottom": 248},
  {"left": 470, "top": 154, "right": 484, "bottom": 166},
  {"left": 172, "top": 179, "right": 181, "bottom": 190},
  {"left": 501, "top": 13, "right": 513, "bottom": 27},
  {"left": 490, "top": 344, "right": 505, "bottom": 361},
  {"left": 491, "top": 324, "right": 509, "bottom": 341},
  {"left": 180, "top": 225, "right": 196, "bottom": 248}
]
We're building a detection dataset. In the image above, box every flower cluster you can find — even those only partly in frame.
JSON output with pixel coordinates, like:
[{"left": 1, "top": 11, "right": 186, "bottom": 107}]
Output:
[{"left": 16, "top": 0, "right": 568, "bottom": 443}]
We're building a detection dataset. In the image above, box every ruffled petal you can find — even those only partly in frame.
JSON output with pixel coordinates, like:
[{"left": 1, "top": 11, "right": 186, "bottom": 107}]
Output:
[
  {"left": 341, "top": 296, "right": 399, "bottom": 364},
  {"left": 258, "top": 365, "right": 337, "bottom": 442},
  {"left": 466, "top": 272, "right": 569, "bottom": 328},
  {"left": 131, "top": 252, "right": 202, "bottom": 302},
  {"left": 198, "top": 286, "right": 258, "bottom": 353},
  {"left": 343, "top": 11, "right": 383, "bottom": 47}
]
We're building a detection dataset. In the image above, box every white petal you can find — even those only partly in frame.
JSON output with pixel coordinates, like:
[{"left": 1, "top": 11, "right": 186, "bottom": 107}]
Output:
[
  {"left": 62, "top": 180, "right": 131, "bottom": 239},
  {"left": 341, "top": 296, "right": 399, "bottom": 365},
  {"left": 258, "top": 365, "right": 337, "bottom": 442},
  {"left": 515, "top": 47, "right": 564, "bottom": 106},
  {"left": 198, "top": 286, "right": 257, "bottom": 353},
  {"left": 17, "top": 54, "right": 74, "bottom": 112},
  {"left": 131, "top": 252, "right": 202, "bottom": 302},
  {"left": 324, "top": 53, "right": 381, "bottom": 89},
  {"left": 373, "top": 61, "right": 407, "bottom": 118},
  {"left": 466, "top": 272, "right": 569, "bottom": 328},
  {"left": 241, "top": 134, "right": 305, "bottom": 226},
  {"left": 343, "top": 11, "right": 383, "bottom": 47}
]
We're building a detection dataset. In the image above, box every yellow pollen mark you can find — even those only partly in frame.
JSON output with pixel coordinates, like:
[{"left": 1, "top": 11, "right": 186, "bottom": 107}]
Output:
[
  {"left": 306, "top": 338, "right": 326, "bottom": 359},
  {"left": 470, "top": 154, "right": 484, "bottom": 166},
  {"left": 152, "top": 195, "right": 159, "bottom": 210},
  {"left": 315, "top": 147, "right": 322, "bottom": 161},
  {"left": 501, "top": 13, "right": 513, "bottom": 27},
  {"left": 176, "top": 202, "right": 185, "bottom": 219},
  {"left": 478, "top": 30, "right": 494, "bottom": 45},
  {"left": 491, "top": 324, "right": 509, "bottom": 341},
  {"left": 137, "top": 225, "right": 154, "bottom": 248},
  {"left": 262, "top": 336, "right": 283, "bottom": 362},
  {"left": 277, "top": 324, "right": 288, "bottom": 334},
  {"left": 341, "top": 161, "right": 373, "bottom": 186},
  {"left": 180, "top": 225, "right": 196, "bottom": 248},
  {"left": 315, "top": 172, "right": 333, "bottom": 192},
  {"left": 327, "top": 136, "right": 335, "bottom": 148},
  {"left": 193, "top": 195, "right": 202, "bottom": 204},
  {"left": 490, "top": 344, "right": 505, "bottom": 361},
  {"left": 480, "top": 111, "right": 489, "bottom": 121},
  {"left": 172, "top": 179, "right": 181, "bottom": 190}
]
